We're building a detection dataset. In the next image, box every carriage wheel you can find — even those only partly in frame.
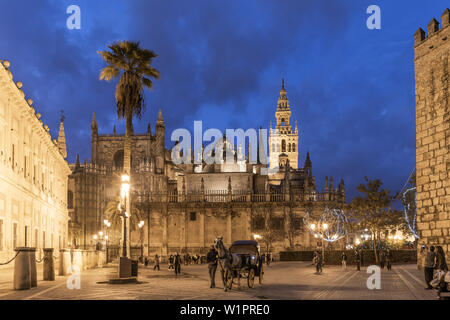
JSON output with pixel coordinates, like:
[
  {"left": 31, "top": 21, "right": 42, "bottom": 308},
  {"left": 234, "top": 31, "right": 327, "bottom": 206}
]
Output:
[
  {"left": 248, "top": 268, "right": 255, "bottom": 288},
  {"left": 258, "top": 265, "right": 264, "bottom": 284},
  {"left": 226, "top": 270, "right": 233, "bottom": 290}
]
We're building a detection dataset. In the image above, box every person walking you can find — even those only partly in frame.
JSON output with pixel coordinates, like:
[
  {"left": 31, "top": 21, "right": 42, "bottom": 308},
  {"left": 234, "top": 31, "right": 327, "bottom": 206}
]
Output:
[
  {"left": 144, "top": 256, "right": 149, "bottom": 268},
  {"left": 424, "top": 246, "right": 437, "bottom": 289},
  {"left": 168, "top": 254, "right": 174, "bottom": 270},
  {"left": 436, "top": 246, "right": 448, "bottom": 272},
  {"left": 153, "top": 254, "right": 160, "bottom": 271},
  {"left": 355, "top": 249, "right": 361, "bottom": 271},
  {"left": 315, "top": 251, "right": 323, "bottom": 274},
  {"left": 174, "top": 252, "right": 182, "bottom": 275},
  {"left": 341, "top": 251, "right": 347, "bottom": 270},
  {"left": 206, "top": 245, "right": 218, "bottom": 288},
  {"left": 266, "top": 253, "right": 271, "bottom": 266},
  {"left": 385, "top": 249, "right": 392, "bottom": 271},
  {"left": 379, "top": 250, "right": 386, "bottom": 269}
]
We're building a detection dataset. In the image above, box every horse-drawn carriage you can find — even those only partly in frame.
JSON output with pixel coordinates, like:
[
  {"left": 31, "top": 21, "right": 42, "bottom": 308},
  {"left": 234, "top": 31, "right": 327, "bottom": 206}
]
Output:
[{"left": 215, "top": 238, "right": 264, "bottom": 291}]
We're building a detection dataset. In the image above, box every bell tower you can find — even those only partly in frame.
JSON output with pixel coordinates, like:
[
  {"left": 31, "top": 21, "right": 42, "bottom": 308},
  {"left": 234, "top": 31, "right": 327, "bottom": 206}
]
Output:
[{"left": 269, "top": 79, "right": 299, "bottom": 170}]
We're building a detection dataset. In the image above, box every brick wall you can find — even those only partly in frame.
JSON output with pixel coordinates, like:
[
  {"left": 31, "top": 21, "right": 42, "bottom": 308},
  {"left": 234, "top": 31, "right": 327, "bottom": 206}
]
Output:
[{"left": 414, "top": 9, "right": 450, "bottom": 261}]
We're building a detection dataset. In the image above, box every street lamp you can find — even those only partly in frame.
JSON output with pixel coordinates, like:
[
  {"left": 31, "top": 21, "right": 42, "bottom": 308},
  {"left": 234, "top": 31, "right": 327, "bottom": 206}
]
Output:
[
  {"left": 138, "top": 220, "right": 145, "bottom": 262},
  {"left": 120, "top": 174, "right": 130, "bottom": 258}
]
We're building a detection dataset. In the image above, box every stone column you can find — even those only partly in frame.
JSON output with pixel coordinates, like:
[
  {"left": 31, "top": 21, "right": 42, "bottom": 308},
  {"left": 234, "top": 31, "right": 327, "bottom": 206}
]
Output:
[
  {"left": 200, "top": 211, "right": 205, "bottom": 249},
  {"left": 43, "top": 248, "right": 55, "bottom": 281},
  {"left": 59, "top": 249, "right": 72, "bottom": 276},
  {"left": 227, "top": 212, "right": 232, "bottom": 246},
  {"left": 162, "top": 213, "right": 168, "bottom": 255}
]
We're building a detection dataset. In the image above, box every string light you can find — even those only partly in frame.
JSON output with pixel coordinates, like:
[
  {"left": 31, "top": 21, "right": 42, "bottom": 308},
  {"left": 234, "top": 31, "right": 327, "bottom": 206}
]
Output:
[{"left": 304, "top": 207, "right": 347, "bottom": 242}]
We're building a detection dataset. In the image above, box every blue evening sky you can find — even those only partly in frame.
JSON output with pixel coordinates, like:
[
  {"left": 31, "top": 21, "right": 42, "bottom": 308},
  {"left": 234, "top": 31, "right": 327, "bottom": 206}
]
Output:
[{"left": 1, "top": 1, "right": 448, "bottom": 200}]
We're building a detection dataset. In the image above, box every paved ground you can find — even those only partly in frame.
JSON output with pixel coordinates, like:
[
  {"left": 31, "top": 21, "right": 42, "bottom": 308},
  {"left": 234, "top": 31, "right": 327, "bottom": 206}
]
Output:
[{"left": 0, "top": 261, "right": 440, "bottom": 300}]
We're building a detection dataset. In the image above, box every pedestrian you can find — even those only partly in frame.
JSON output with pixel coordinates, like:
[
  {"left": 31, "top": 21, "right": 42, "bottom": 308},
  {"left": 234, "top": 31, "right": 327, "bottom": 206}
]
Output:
[
  {"left": 424, "top": 245, "right": 436, "bottom": 289},
  {"left": 435, "top": 246, "right": 448, "bottom": 272},
  {"left": 385, "top": 249, "right": 392, "bottom": 270},
  {"left": 184, "top": 253, "right": 189, "bottom": 266},
  {"left": 206, "top": 245, "right": 218, "bottom": 288},
  {"left": 144, "top": 256, "right": 149, "bottom": 268},
  {"left": 315, "top": 251, "right": 323, "bottom": 274},
  {"left": 266, "top": 253, "right": 271, "bottom": 266},
  {"left": 341, "top": 251, "right": 347, "bottom": 270},
  {"left": 153, "top": 254, "right": 160, "bottom": 271},
  {"left": 168, "top": 254, "right": 174, "bottom": 270},
  {"left": 355, "top": 249, "right": 361, "bottom": 271},
  {"left": 261, "top": 253, "right": 266, "bottom": 265},
  {"left": 435, "top": 246, "right": 448, "bottom": 295},
  {"left": 174, "top": 252, "right": 182, "bottom": 275},
  {"left": 379, "top": 250, "right": 386, "bottom": 269}
]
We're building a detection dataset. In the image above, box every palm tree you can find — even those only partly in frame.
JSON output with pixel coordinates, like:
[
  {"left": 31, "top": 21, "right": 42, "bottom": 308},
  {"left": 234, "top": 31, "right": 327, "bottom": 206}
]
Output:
[
  {"left": 104, "top": 199, "right": 145, "bottom": 243},
  {"left": 99, "top": 41, "right": 159, "bottom": 258},
  {"left": 98, "top": 40, "right": 160, "bottom": 173}
]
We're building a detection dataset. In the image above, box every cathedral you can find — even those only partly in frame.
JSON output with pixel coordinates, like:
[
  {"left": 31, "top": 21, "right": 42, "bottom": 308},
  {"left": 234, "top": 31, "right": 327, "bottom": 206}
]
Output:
[{"left": 68, "top": 80, "right": 346, "bottom": 258}]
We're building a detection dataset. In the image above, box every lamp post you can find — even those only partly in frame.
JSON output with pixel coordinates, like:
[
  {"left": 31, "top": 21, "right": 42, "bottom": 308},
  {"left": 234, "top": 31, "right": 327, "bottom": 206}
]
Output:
[
  {"left": 138, "top": 220, "right": 145, "bottom": 262},
  {"left": 120, "top": 174, "right": 130, "bottom": 258}
]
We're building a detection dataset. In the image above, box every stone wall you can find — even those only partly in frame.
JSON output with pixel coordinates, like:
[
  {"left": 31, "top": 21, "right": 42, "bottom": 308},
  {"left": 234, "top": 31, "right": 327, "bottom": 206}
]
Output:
[{"left": 414, "top": 9, "right": 450, "bottom": 261}]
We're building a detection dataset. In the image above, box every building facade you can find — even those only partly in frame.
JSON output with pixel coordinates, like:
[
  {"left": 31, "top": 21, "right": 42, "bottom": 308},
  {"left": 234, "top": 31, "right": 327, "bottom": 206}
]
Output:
[
  {"left": 68, "top": 81, "right": 346, "bottom": 257},
  {"left": 0, "top": 60, "right": 71, "bottom": 267},
  {"left": 415, "top": 9, "right": 450, "bottom": 260}
]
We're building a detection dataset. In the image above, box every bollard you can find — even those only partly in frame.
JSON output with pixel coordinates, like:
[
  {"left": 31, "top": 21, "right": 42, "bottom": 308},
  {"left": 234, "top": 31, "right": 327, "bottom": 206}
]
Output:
[
  {"left": 72, "top": 249, "right": 83, "bottom": 272},
  {"left": 29, "top": 248, "right": 37, "bottom": 287},
  {"left": 43, "top": 248, "right": 55, "bottom": 281},
  {"left": 59, "top": 249, "right": 72, "bottom": 276},
  {"left": 98, "top": 251, "right": 104, "bottom": 268},
  {"left": 13, "top": 247, "right": 36, "bottom": 290}
]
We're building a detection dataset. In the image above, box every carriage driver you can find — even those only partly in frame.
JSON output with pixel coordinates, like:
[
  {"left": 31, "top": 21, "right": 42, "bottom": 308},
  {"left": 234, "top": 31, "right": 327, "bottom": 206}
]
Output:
[{"left": 207, "top": 245, "right": 219, "bottom": 288}]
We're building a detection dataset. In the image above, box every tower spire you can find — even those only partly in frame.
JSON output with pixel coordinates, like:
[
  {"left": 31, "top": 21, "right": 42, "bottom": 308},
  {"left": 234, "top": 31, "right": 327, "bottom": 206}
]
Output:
[{"left": 57, "top": 112, "right": 67, "bottom": 159}]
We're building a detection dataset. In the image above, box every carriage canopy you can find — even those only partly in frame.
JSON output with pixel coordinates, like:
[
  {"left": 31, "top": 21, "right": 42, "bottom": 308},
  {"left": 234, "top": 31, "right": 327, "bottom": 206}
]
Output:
[{"left": 230, "top": 240, "right": 260, "bottom": 255}]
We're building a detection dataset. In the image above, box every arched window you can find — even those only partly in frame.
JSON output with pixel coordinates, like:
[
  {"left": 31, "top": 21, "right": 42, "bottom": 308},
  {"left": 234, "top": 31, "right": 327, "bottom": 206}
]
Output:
[
  {"left": 276, "top": 143, "right": 280, "bottom": 152},
  {"left": 281, "top": 118, "right": 285, "bottom": 126},
  {"left": 281, "top": 140, "right": 286, "bottom": 152},
  {"left": 113, "top": 150, "right": 124, "bottom": 169},
  {"left": 67, "top": 191, "right": 73, "bottom": 209},
  {"left": 292, "top": 143, "right": 296, "bottom": 152},
  {"left": 272, "top": 143, "right": 275, "bottom": 153},
  {"left": 288, "top": 143, "right": 291, "bottom": 152}
]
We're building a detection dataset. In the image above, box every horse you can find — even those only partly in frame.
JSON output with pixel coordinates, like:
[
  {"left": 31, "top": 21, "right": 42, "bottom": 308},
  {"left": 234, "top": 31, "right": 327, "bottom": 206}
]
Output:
[{"left": 215, "top": 237, "right": 242, "bottom": 291}]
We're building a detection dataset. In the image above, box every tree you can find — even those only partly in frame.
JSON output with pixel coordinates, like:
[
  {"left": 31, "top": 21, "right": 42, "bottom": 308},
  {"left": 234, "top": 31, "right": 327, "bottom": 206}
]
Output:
[
  {"left": 348, "top": 177, "right": 405, "bottom": 263},
  {"left": 98, "top": 40, "right": 160, "bottom": 174},
  {"left": 104, "top": 199, "right": 145, "bottom": 244}
]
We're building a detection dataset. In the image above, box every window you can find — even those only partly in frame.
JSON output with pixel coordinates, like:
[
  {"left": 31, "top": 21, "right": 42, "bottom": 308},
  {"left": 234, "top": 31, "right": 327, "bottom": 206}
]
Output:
[
  {"left": 292, "top": 143, "right": 296, "bottom": 152},
  {"left": 24, "top": 226, "right": 29, "bottom": 247},
  {"left": 281, "top": 140, "right": 286, "bottom": 153},
  {"left": 13, "top": 223, "right": 17, "bottom": 249},
  {"left": 272, "top": 144, "right": 275, "bottom": 153},
  {"left": 113, "top": 150, "right": 124, "bottom": 169},
  {"left": 11, "top": 144, "right": 15, "bottom": 170},
  {"left": 0, "top": 219, "right": 3, "bottom": 251},
  {"left": 288, "top": 143, "right": 291, "bottom": 152},
  {"left": 271, "top": 217, "right": 284, "bottom": 230},
  {"left": 253, "top": 216, "right": 265, "bottom": 230},
  {"left": 189, "top": 212, "right": 197, "bottom": 221},
  {"left": 68, "top": 191, "right": 74, "bottom": 209}
]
